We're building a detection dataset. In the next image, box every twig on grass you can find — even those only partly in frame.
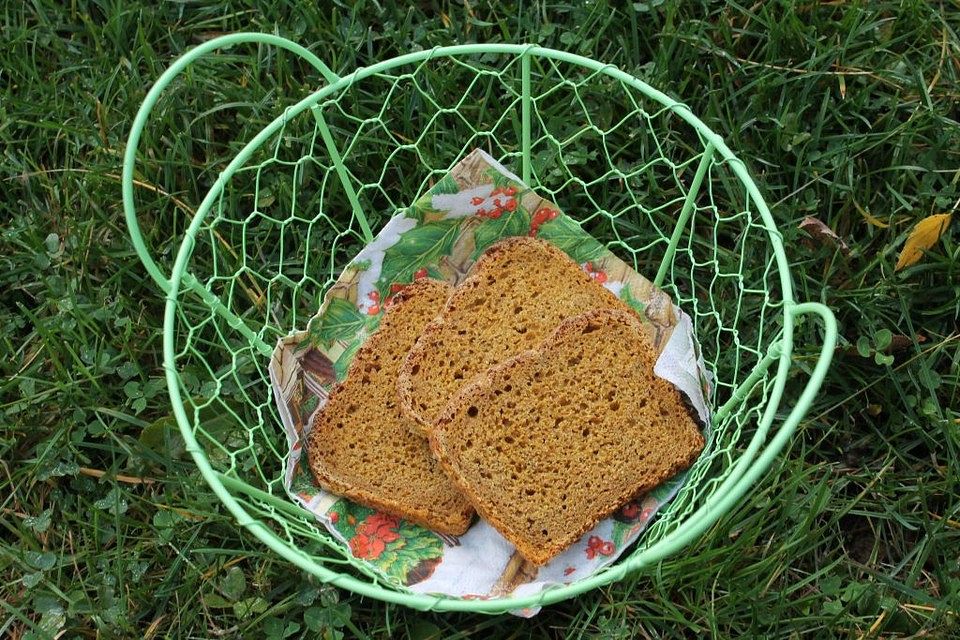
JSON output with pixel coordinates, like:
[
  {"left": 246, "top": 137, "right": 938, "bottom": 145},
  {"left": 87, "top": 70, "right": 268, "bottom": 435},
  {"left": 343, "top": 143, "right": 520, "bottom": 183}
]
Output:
[{"left": 78, "top": 467, "right": 157, "bottom": 485}]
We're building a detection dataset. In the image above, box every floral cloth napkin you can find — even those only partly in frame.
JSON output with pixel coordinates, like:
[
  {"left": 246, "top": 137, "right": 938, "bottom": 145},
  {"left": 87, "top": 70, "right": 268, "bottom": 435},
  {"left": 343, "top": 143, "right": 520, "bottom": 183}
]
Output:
[{"left": 269, "top": 149, "right": 711, "bottom": 615}]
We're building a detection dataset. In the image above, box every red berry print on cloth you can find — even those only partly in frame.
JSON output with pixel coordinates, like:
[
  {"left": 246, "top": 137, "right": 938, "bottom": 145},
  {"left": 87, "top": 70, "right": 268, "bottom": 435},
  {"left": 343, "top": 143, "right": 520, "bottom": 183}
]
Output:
[
  {"left": 414, "top": 267, "right": 429, "bottom": 280},
  {"left": 583, "top": 261, "right": 608, "bottom": 284},
  {"left": 620, "top": 502, "right": 639, "bottom": 521},
  {"left": 328, "top": 511, "right": 339, "bottom": 524},
  {"left": 358, "top": 512, "right": 402, "bottom": 543},
  {"left": 349, "top": 534, "right": 385, "bottom": 559},
  {"left": 528, "top": 206, "right": 559, "bottom": 236},
  {"left": 348, "top": 512, "right": 401, "bottom": 560},
  {"left": 563, "top": 566, "right": 576, "bottom": 576},
  {"left": 474, "top": 186, "right": 520, "bottom": 220},
  {"left": 366, "top": 290, "right": 381, "bottom": 315},
  {"left": 585, "top": 535, "right": 615, "bottom": 560}
]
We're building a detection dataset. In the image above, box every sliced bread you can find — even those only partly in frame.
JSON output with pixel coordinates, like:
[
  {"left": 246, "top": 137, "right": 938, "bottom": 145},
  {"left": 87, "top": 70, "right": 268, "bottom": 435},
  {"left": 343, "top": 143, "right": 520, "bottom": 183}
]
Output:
[
  {"left": 306, "top": 279, "right": 474, "bottom": 535},
  {"left": 429, "top": 309, "right": 705, "bottom": 565},
  {"left": 398, "top": 236, "right": 635, "bottom": 434}
]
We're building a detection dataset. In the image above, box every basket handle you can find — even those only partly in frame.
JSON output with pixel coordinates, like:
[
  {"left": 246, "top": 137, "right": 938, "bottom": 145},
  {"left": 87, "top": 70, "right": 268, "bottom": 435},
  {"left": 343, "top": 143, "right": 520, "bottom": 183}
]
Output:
[
  {"left": 611, "top": 301, "right": 838, "bottom": 578},
  {"left": 736, "top": 301, "right": 837, "bottom": 476},
  {"left": 694, "top": 301, "right": 838, "bottom": 513},
  {"left": 122, "top": 32, "right": 339, "bottom": 291}
]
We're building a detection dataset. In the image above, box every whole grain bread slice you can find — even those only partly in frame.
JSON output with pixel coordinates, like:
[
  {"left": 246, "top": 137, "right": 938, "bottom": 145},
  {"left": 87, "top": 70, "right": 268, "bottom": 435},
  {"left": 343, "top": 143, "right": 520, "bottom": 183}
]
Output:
[
  {"left": 306, "top": 279, "right": 474, "bottom": 535},
  {"left": 398, "top": 236, "right": 636, "bottom": 434},
  {"left": 429, "top": 309, "right": 705, "bottom": 565}
]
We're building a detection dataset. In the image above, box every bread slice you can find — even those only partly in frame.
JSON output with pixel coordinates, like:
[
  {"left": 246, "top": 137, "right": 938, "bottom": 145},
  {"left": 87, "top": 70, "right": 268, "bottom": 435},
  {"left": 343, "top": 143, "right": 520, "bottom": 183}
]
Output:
[
  {"left": 398, "top": 236, "right": 635, "bottom": 434},
  {"left": 306, "top": 279, "right": 474, "bottom": 535},
  {"left": 430, "top": 309, "right": 705, "bottom": 565}
]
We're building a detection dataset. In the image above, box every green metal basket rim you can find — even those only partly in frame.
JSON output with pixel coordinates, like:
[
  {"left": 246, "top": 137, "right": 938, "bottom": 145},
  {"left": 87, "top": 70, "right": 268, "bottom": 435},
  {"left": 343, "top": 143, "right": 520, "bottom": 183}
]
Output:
[{"left": 126, "top": 36, "right": 837, "bottom": 614}]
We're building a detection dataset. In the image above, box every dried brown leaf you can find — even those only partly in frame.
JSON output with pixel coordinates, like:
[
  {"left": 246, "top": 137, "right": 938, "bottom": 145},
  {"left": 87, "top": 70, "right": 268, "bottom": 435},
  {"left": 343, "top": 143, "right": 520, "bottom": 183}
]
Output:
[
  {"left": 838, "top": 333, "right": 926, "bottom": 358},
  {"left": 799, "top": 216, "right": 850, "bottom": 255}
]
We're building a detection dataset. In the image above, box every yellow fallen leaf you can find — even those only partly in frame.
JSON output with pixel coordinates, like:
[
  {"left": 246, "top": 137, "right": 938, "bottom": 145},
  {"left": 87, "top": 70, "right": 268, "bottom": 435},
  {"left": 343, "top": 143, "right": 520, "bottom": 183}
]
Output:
[
  {"left": 853, "top": 200, "right": 890, "bottom": 228},
  {"left": 895, "top": 212, "right": 953, "bottom": 271}
]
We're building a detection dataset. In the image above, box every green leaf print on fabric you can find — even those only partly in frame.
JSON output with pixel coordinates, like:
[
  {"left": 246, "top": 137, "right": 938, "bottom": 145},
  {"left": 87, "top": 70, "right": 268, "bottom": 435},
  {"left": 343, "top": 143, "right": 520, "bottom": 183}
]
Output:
[
  {"left": 375, "top": 524, "right": 445, "bottom": 585},
  {"left": 326, "top": 500, "right": 371, "bottom": 540},
  {"left": 379, "top": 219, "right": 461, "bottom": 285},
  {"left": 536, "top": 214, "right": 607, "bottom": 263},
  {"left": 291, "top": 465, "right": 318, "bottom": 494},
  {"left": 405, "top": 201, "right": 434, "bottom": 223},
  {"left": 619, "top": 284, "right": 646, "bottom": 313},
  {"left": 308, "top": 297, "right": 368, "bottom": 346},
  {"left": 431, "top": 174, "right": 461, "bottom": 195},
  {"left": 472, "top": 208, "right": 531, "bottom": 258},
  {"left": 332, "top": 336, "right": 368, "bottom": 381},
  {"left": 486, "top": 168, "right": 516, "bottom": 189}
]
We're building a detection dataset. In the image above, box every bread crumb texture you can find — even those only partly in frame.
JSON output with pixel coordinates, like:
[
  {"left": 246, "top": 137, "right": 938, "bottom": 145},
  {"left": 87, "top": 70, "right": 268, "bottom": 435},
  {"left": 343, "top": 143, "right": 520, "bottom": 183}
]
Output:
[{"left": 398, "top": 237, "right": 635, "bottom": 433}]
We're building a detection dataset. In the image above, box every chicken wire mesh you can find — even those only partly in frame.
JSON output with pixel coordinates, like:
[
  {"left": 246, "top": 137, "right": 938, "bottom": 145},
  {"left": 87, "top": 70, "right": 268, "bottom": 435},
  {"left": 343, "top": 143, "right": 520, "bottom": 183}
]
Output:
[{"left": 124, "top": 35, "right": 835, "bottom": 613}]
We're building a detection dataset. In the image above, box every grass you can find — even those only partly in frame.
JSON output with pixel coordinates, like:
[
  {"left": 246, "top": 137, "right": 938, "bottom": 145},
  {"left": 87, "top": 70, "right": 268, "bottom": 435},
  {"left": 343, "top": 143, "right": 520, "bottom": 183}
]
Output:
[{"left": 2, "top": 0, "right": 959, "bottom": 637}]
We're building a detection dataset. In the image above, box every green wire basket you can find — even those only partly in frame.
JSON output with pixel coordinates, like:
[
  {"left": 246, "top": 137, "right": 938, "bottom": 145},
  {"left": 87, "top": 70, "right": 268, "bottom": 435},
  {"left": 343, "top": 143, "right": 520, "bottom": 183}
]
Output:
[{"left": 123, "top": 33, "right": 837, "bottom": 614}]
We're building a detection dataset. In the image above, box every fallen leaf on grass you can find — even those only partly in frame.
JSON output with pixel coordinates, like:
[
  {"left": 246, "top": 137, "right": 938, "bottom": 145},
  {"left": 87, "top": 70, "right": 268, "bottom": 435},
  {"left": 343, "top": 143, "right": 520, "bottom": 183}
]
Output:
[
  {"left": 853, "top": 200, "right": 890, "bottom": 228},
  {"left": 799, "top": 216, "right": 850, "bottom": 254},
  {"left": 895, "top": 213, "right": 953, "bottom": 271},
  {"left": 886, "top": 334, "right": 925, "bottom": 352},
  {"left": 839, "top": 333, "right": 926, "bottom": 358}
]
